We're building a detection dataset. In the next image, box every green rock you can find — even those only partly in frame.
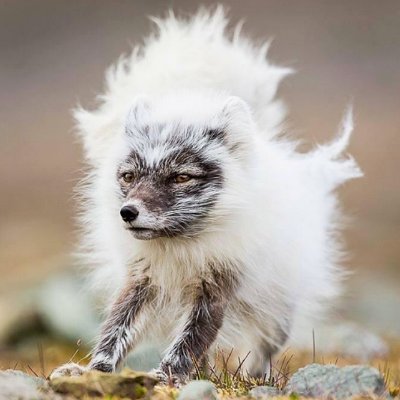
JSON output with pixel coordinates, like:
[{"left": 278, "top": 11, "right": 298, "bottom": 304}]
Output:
[{"left": 50, "top": 369, "right": 158, "bottom": 399}]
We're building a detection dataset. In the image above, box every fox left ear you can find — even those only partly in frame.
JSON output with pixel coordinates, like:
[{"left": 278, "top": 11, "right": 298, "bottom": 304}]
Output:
[
  {"left": 125, "top": 96, "right": 151, "bottom": 135},
  {"left": 221, "top": 96, "right": 252, "bottom": 123},
  {"left": 218, "top": 96, "right": 255, "bottom": 154},
  {"left": 74, "top": 95, "right": 153, "bottom": 166}
]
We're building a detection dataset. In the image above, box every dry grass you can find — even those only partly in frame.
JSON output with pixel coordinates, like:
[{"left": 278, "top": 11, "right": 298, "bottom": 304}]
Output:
[{"left": 1, "top": 338, "right": 399, "bottom": 398}]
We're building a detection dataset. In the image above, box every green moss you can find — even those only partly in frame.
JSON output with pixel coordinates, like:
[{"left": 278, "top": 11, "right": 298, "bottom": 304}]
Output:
[
  {"left": 50, "top": 370, "right": 157, "bottom": 399},
  {"left": 134, "top": 384, "right": 147, "bottom": 397}
]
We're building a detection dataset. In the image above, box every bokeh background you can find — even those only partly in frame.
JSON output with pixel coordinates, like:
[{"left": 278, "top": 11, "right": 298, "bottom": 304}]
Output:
[{"left": 1, "top": 0, "right": 399, "bottom": 372}]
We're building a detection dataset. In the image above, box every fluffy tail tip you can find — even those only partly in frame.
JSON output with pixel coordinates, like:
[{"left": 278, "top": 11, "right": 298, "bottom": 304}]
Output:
[
  {"left": 326, "top": 105, "right": 354, "bottom": 158},
  {"left": 312, "top": 105, "right": 363, "bottom": 188}
]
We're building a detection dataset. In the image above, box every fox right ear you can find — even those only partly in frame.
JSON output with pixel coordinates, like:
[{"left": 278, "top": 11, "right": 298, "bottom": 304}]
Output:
[{"left": 217, "top": 96, "right": 256, "bottom": 157}]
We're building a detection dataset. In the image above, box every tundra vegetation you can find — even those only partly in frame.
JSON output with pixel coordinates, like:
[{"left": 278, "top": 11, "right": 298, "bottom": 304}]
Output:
[{"left": 1, "top": 339, "right": 399, "bottom": 399}]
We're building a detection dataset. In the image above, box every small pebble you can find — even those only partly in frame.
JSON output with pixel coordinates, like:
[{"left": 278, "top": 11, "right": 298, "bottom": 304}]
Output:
[
  {"left": 249, "top": 385, "right": 283, "bottom": 398},
  {"left": 178, "top": 380, "right": 217, "bottom": 400}
]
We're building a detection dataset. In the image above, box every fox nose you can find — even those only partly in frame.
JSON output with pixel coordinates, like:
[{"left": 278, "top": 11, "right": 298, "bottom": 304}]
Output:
[{"left": 120, "top": 205, "right": 139, "bottom": 222}]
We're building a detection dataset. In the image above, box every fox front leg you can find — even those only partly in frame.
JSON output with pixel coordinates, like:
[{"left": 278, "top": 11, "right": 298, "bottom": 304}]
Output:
[
  {"left": 154, "top": 276, "right": 231, "bottom": 386},
  {"left": 50, "top": 276, "right": 153, "bottom": 379}
]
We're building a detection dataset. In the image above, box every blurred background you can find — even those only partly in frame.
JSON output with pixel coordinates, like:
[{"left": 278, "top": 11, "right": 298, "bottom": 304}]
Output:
[{"left": 0, "top": 0, "right": 399, "bottom": 373}]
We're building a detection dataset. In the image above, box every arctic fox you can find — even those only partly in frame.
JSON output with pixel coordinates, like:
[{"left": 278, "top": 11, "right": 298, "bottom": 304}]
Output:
[{"left": 51, "top": 8, "right": 366, "bottom": 384}]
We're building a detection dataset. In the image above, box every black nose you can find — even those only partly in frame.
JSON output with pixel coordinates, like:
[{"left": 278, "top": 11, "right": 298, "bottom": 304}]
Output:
[{"left": 120, "top": 205, "right": 139, "bottom": 222}]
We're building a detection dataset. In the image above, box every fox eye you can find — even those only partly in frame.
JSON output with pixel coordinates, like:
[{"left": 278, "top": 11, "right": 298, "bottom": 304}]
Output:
[
  {"left": 122, "top": 173, "right": 134, "bottom": 183},
  {"left": 174, "top": 174, "right": 192, "bottom": 184}
]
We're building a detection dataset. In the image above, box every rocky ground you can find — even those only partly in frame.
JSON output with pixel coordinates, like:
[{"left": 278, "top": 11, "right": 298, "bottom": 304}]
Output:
[
  {"left": 0, "top": 270, "right": 399, "bottom": 399},
  {"left": 1, "top": 340, "right": 399, "bottom": 400},
  {"left": 0, "top": 362, "right": 398, "bottom": 400}
]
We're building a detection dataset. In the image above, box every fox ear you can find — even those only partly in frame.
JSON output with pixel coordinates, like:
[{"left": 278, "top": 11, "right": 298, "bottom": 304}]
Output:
[
  {"left": 74, "top": 96, "right": 152, "bottom": 166},
  {"left": 218, "top": 96, "right": 255, "bottom": 154},
  {"left": 220, "top": 96, "right": 253, "bottom": 125},
  {"left": 126, "top": 96, "right": 151, "bottom": 132}
]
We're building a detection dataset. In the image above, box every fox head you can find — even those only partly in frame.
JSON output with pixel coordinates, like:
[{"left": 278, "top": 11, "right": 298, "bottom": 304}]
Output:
[{"left": 108, "top": 92, "right": 256, "bottom": 240}]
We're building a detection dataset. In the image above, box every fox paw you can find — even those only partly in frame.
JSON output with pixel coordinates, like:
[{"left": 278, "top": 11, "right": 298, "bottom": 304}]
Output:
[
  {"left": 50, "top": 362, "right": 87, "bottom": 379},
  {"left": 150, "top": 368, "right": 188, "bottom": 388}
]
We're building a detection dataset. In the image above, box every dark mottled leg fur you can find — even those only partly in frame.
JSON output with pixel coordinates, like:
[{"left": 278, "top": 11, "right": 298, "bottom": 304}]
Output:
[
  {"left": 156, "top": 269, "right": 237, "bottom": 384},
  {"left": 251, "top": 320, "right": 291, "bottom": 377},
  {"left": 89, "top": 276, "right": 153, "bottom": 372},
  {"left": 51, "top": 267, "right": 237, "bottom": 385}
]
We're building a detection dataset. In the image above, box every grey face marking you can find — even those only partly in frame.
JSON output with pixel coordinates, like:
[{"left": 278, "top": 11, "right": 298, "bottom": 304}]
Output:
[
  {"left": 117, "top": 125, "right": 224, "bottom": 239},
  {"left": 205, "top": 128, "right": 226, "bottom": 143}
]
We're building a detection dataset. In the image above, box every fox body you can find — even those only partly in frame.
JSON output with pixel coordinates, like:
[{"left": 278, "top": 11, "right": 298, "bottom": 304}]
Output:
[{"left": 51, "top": 8, "right": 362, "bottom": 384}]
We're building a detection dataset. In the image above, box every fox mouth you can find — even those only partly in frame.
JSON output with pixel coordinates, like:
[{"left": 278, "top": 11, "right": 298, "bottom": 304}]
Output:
[
  {"left": 126, "top": 226, "right": 163, "bottom": 240},
  {"left": 128, "top": 226, "right": 152, "bottom": 232}
]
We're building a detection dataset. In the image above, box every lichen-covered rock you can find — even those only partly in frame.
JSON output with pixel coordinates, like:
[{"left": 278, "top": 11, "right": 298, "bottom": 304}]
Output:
[
  {"left": 249, "top": 385, "right": 283, "bottom": 398},
  {"left": 49, "top": 368, "right": 157, "bottom": 399},
  {"left": 0, "top": 369, "right": 52, "bottom": 400},
  {"left": 285, "top": 363, "right": 387, "bottom": 399},
  {"left": 177, "top": 380, "right": 217, "bottom": 400}
]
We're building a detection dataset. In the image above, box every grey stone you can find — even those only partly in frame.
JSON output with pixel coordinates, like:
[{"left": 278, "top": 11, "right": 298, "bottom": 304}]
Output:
[
  {"left": 127, "top": 342, "right": 161, "bottom": 371},
  {"left": 0, "top": 369, "right": 55, "bottom": 400},
  {"left": 178, "top": 380, "right": 217, "bottom": 400},
  {"left": 36, "top": 272, "right": 99, "bottom": 343},
  {"left": 0, "top": 268, "right": 100, "bottom": 347},
  {"left": 249, "top": 385, "right": 283, "bottom": 398},
  {"left": 285, "top": 363, "right": 387, "bottom": 399}
]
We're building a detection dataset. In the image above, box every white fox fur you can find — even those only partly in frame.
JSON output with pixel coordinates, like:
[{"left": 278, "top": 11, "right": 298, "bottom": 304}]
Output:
[{"left": 70, "top": 7, "right": 364, "bottom": 376}]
